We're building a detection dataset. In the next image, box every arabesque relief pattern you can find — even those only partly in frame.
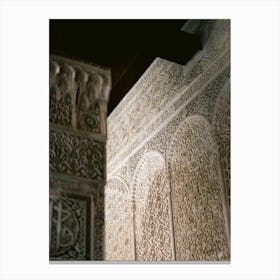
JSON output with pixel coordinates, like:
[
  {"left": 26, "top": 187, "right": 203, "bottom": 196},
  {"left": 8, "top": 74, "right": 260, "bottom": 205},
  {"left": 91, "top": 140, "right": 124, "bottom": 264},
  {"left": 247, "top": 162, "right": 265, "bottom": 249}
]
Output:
[
  {"left": 50, "top": 130, "right": 105, "bottom": 181},
  {"left": 104, "top": 177, "right": 134, "bottom": 260},
  {"left": 168, "top": 115, "right": 229, "bottom": 260},
  {"left": 105, "top": 20, "right": 230, "bottom": 261},
  {"left": 133, "top": 152, "right": 173, "bottom": 261},
  {"left": 49, "top": 195, "right": 88, "bottom": 260},
  {"left": 50, "top": 56, "right": 110, "bottom": 260}
]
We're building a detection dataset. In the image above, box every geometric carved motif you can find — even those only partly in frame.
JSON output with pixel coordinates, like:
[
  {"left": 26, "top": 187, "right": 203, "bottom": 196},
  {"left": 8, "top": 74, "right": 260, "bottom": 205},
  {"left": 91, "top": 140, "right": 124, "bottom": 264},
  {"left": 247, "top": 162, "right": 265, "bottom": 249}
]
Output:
[
  {"left": 168, "top": 115, "right": 229, "bottom": 260},
  {"left": 49, "top": 130, "right": 105, "bottom": 181},
  {"left": 104, "top": 177, "right": 134, "bottom": 260},
  {"left": 133, "top": 152, "right": 173, "bottom": 260},
  {"left": 49, "top": 194, "right": 90, "bottom": 260}
]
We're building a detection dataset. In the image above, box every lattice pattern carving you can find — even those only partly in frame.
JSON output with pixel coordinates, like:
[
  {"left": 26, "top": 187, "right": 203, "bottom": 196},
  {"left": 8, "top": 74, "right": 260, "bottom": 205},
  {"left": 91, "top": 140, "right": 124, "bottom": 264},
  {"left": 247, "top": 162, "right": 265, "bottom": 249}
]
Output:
[
  {"left": 168, "top": 115, "right": 229, "bottom": 260},
  {"left": 104, "top": 177, "right": 134, "bottom": 260},
  {"left": 133, "top": 152, "right": 172, "bottom": 261}
]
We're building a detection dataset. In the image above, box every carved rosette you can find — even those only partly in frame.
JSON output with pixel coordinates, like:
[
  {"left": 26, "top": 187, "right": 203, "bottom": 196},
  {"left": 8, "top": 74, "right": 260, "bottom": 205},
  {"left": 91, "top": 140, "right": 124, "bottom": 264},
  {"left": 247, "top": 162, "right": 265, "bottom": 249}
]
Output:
[{"left": 49, "top": 55, "right": 111, "bottom": 260}]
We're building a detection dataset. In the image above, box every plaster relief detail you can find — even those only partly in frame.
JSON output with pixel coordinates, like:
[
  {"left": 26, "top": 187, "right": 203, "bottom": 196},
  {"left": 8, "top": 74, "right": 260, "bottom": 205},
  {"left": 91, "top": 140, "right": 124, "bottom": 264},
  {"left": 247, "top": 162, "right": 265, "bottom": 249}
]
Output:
[
  {"left": 133, "top": 152, "right": 173, "bottom": 260},
  {"left": 50, "top": 195, "right": 88, "bottom": 260},
  {"left": 168, "top": 115, "right": 229, "bottom": 260},
  {"left": 104, "top": 20, "right": 230, "bottom": 261},
  {"left": 104, "top": 177, "right": 134, "bottom": 260},
  {"left": 49, "top": 55, "right": 110, "bottom": 260},
  {"left": 50, "top": 130, "right": 105, "bottom": 181},
  {"left": 50, "top": 56, "right": 111, "bottom": 136}
]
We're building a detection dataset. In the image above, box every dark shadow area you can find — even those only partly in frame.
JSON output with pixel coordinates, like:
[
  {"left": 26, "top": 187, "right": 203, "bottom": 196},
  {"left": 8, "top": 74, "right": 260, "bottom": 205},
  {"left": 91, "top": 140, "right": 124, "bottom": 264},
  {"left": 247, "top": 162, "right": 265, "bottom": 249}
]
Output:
[{"left": 50, "top": 20, "right": 202, "bottom": 115}]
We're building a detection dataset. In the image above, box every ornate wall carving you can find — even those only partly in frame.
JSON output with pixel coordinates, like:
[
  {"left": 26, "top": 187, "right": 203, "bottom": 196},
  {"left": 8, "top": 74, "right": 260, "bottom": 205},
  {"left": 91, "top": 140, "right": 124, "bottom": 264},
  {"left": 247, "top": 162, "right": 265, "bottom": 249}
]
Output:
[
  {"left": 212, "top": 81, "right": 231, "bottom": 210},
  {"left": 50, "top": 56, "right": 110, "bottom": 136},
  {"left": 50, "top": 130, "right": 105, "bottom": 181},
  {"left": 49, "top": 194, "right": 89, "bottom": 260},
  {"left": 132, "top": 152, "right": 173, "bottom": 261},
  {"left": 168, "top": 115, "right": 229, "bottom": 260},
  {"left": 106, "top": 20, "right": 230, "bottom": 261},
  {"left": 49, "top": 56, "right": 111, "bottom": 260},
  {"left": 104, "top": 177, "right": 134, "bottom": 260}
]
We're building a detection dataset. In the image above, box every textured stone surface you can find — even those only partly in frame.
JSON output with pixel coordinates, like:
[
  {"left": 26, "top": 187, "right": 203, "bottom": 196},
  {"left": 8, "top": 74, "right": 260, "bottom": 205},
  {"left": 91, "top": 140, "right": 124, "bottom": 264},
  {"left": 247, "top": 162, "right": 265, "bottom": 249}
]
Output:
[
  {"left": 104, "top": 177, "right": 134, "bottom": 260},
  {"left": 50, "top": 56, "right": 111, "bottom": 136},
  {"left": 50, "top": 195, "right": 89, "bottom": 260},
  {"left": 50, "top": 130, "right": 105, "bottom": 181},
  {"left": 168, "top": 115, "right": 229, "bottom": 260},
  {"left": 49, "top": 56, "right": 110, "bottom": 260},
  {"left": 212, "top": 81, "right": 231, "bottom": 209},
  {"left": 105, "top": 20, "right": 230, "bottom": 261},
  {"left": 133, "top": 152, "right": 173, "bottom": 261}
]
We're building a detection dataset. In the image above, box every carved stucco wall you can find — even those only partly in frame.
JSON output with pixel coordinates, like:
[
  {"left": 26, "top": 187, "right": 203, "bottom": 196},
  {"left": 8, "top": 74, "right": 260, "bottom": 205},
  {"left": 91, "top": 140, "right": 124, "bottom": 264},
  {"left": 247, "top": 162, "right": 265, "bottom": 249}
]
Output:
[
  {"left": 105, "top": 19, "right": 230, "bottom": 261},
  {"left": 104, "top": 177, "right": 134, "bottom": 260},
  {"left": 168, "top": 115, "right": 229, "bottom": 260},
  {"left": 132, "top": 152, "right": 173, "bottom": 261},
  {"left": 49, "top": 56, "right": 111, "bottom": 260}
]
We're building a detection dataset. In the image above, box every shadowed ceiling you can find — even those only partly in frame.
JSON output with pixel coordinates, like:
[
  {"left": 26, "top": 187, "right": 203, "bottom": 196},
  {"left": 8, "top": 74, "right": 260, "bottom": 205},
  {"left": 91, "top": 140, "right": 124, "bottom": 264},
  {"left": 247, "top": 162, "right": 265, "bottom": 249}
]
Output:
[{"left": 50, "top": 20, "right": 201, "bottom": 115}]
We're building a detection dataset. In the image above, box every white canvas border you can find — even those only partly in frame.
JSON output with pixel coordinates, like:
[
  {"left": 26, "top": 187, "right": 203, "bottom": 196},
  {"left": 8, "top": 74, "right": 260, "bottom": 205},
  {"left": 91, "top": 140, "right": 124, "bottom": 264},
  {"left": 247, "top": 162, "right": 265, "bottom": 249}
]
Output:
[{"left": 0, "top": 0, "right": 279, "bottom": 279}]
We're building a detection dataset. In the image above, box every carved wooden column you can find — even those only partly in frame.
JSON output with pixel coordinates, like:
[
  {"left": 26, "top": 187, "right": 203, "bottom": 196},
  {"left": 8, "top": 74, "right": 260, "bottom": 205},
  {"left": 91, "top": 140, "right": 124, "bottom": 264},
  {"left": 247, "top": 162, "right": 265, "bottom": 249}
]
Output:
[{"left": 49, "top": 55, "right": 111, "bottom": 260}]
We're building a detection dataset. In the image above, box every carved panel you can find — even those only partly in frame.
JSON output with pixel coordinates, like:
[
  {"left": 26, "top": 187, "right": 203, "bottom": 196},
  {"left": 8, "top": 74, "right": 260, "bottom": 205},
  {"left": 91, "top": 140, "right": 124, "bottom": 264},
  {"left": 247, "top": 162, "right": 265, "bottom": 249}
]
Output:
[
  {"left": 107, "top": 49, "right": 230, "bottom": 174},
  {"left": 168, "top": 115, "right": 229, "bottom": 260},
  {"left": 49, "top": 194, "right": 90, "bottom": 260},
  {"left": 133, "top": 152, "right": 172, "bottom": 261},
  {"left": 49, "top": 177, "right": 104, "bottom": 260},
  {"left": 107, "top": 59, "right": 185, "bottom": 163},
  {"left": 49, "top": 55, "right": 110, "bottom": 261},
  {"left": 105, "top": 21, "right": 230, "bottom": 261},
  {"left": 49, "top": 130, "right": 105, "bottom": 181},
  {"left": 104, "top": 177, "right": 134, "bottom": 260},
  {"left": 50, "top": 57, "right": 111, "bottom": 136}
]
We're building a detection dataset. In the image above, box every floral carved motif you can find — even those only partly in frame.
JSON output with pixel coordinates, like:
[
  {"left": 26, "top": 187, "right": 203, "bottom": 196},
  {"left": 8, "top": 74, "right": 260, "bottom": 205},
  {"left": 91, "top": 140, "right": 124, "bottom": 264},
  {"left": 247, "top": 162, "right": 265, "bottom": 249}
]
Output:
[
  {"left": 104, "top": 177, "right": 134, "bottom": 260},
  {"left": 168, "top": 115, "right": 229, "bottom": 260},
  {"left": 49, "top": 130, "right": 105, "bottom": 181},
  {"left": 106, "top": 21, "right": 230, "bottom": 261},
  {"left": 133, "top": 152, "right": 172, "bottom": 261}
]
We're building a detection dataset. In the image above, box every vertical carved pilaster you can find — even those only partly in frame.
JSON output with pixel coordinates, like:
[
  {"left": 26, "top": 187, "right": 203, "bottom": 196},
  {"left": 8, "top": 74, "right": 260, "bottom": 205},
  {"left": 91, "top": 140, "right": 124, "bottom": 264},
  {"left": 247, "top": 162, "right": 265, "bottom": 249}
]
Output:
[{"left": 49, "top": 55, "right": 111, "bottom": 260}]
